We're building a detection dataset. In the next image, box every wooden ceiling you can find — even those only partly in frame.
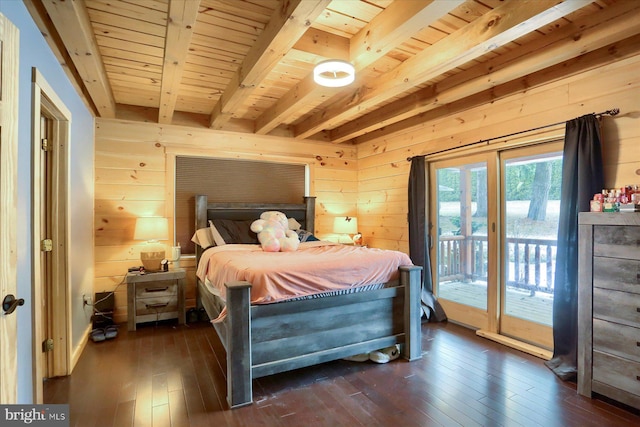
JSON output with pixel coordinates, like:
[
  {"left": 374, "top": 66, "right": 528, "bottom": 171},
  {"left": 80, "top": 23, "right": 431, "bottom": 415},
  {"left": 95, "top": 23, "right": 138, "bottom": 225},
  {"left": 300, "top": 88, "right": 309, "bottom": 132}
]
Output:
[{"left": 25, "top": 0, "right": 640, "bottom": 144}]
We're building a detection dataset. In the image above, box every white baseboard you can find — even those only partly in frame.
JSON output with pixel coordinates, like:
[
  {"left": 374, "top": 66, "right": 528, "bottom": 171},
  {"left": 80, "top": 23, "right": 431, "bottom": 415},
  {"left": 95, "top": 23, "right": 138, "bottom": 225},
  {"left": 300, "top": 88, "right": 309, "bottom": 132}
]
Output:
[{"left": 70, "top": 322, "right": 93, "bottom": 372}]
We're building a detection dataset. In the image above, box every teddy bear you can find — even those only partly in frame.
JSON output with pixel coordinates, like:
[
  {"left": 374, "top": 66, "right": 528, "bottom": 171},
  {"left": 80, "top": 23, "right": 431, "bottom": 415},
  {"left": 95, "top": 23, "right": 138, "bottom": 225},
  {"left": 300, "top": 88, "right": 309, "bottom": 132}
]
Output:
[{"left": 250, "top": 211, "right": 300, "bottom": 252}]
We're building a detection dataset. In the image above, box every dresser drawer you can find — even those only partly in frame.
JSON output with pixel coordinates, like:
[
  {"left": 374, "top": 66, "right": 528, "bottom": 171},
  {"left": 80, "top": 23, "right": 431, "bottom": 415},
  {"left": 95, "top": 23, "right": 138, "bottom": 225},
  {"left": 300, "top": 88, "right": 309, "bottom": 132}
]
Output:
[
  {"left": 593, "top": 351, "right": 640, "bottom": 398},
  {"left": 593, "top": 318, "right": 640, "bottom": 363},
  {"left": 593, "top": 288, "right": 640, "bottom": 328},
  {"left": 135, "top": 280, "right": 177, "bottom": 299},
  {"left": 593, "top": 225, "right": 640, "bottom": 260},
  {"left": 593, "top": 257, "right": 640, "bottom": 295}
]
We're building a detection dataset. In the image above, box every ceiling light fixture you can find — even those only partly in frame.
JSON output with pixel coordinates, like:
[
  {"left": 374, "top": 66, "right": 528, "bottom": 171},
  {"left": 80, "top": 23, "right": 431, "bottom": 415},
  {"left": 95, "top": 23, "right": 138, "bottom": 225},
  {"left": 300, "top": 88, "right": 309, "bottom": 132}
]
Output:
[{"left": 313, "top": 59, "right": 355, "bottom": 87}]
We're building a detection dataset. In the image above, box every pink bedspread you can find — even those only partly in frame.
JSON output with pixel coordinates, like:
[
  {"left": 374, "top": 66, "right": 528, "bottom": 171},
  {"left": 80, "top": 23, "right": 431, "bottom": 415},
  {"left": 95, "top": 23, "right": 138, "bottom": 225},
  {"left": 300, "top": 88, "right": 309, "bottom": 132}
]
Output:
[{"left": 197, "top": 241, "right": 413, "bottom": 320}]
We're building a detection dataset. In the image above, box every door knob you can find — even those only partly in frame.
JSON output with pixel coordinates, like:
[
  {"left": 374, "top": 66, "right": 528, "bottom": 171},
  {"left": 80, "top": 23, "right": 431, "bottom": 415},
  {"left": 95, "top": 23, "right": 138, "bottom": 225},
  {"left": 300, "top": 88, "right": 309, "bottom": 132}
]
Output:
[{"left": 2, "top": 294, "right": 24, "bottom": 315}]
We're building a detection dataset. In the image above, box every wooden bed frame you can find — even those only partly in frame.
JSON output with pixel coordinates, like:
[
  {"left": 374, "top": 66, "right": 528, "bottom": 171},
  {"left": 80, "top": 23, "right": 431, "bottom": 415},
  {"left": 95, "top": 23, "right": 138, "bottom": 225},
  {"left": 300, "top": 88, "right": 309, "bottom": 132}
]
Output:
[{"left": 195, "top": 195, "right": 422, "bottom": 408}]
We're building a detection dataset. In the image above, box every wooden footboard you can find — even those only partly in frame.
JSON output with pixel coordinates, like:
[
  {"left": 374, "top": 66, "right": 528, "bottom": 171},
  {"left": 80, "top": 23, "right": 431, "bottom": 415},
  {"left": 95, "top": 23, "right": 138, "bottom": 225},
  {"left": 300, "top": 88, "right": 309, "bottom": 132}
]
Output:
[{"left": 224, "top": 265, "right": 422, "bottom": 408}]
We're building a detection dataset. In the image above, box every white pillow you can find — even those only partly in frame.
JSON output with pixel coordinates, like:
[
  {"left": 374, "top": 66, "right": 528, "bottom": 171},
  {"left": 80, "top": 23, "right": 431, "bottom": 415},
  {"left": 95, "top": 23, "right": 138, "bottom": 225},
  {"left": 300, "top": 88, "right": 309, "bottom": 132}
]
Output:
[
  {"left": 191, "top": 227, "right": 213, "bottom": 248},
  {"left": 208, "top": 220, "right": 226, "bottom": 246},
  {"left": 288, "top": 217, "right": 302, "bottom": 231}
]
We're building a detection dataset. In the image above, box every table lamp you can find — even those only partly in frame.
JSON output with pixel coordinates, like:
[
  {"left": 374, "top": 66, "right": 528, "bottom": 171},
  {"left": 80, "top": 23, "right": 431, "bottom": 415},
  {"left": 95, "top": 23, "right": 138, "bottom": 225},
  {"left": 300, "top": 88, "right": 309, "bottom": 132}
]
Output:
[
  {"left": 134, "top": 217, "right": 168, "bottom": 271},
  {"left": 333, "top": 216, "right": 360, "bottom": 245}
]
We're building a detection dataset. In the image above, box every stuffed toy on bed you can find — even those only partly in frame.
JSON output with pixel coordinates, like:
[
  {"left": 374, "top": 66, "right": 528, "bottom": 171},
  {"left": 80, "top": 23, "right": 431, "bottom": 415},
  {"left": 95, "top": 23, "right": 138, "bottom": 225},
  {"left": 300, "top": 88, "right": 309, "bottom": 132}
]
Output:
[{"left": 251, "top": 211, "right": 300, "bottom": 252}]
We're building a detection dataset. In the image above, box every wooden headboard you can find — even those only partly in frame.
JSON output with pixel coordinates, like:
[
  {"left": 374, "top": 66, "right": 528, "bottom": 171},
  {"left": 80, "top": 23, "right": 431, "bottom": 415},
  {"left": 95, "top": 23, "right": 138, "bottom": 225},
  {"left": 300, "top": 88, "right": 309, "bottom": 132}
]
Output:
[{"left": 194, "top": 195, "right": 316, "bottom": 263}]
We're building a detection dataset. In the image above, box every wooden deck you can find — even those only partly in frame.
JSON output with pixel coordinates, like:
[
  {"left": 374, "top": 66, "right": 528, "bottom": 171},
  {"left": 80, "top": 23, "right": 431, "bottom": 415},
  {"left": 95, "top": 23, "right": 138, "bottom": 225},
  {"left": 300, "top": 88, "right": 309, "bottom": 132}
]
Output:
[{"left": 438, "top": 280, "right": 553, "bottom": 326}]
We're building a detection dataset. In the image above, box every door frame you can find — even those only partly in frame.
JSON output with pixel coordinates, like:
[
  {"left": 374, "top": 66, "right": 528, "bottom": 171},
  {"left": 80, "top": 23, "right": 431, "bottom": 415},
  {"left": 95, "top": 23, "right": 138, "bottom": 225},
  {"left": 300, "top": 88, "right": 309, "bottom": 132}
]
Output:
[
  {"left": 31, "top": 68, "right": 71, "bottom": 403},
  {"left": 0, "top": 11, "right": 20, "bottom": 404}
]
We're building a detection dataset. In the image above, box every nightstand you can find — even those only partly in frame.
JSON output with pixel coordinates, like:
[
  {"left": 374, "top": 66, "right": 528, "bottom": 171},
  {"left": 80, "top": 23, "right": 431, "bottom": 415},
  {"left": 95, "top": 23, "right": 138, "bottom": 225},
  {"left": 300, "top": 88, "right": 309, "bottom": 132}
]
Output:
[{"left": 126, "top": 268, "right": 186, "bottom": 331}]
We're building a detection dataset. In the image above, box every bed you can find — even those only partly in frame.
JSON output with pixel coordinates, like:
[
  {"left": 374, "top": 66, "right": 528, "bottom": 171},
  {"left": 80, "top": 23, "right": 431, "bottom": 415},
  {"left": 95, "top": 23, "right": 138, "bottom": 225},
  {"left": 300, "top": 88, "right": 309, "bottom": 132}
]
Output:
[{"left": 194, "top": 194, "right": 422, "bottom": 408}]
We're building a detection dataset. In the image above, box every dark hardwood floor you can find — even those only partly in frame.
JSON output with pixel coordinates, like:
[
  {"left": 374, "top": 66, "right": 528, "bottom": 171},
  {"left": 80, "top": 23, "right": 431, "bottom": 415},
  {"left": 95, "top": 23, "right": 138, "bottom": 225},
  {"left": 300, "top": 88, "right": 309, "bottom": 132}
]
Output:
[{"left": 44, "top": 320, "right": 640, "bottom": 427}]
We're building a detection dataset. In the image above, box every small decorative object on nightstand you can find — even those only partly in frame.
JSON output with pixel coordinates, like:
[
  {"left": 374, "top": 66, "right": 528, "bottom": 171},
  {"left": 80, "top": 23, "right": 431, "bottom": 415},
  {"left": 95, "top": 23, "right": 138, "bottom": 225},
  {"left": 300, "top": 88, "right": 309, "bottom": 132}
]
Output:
[
  {"left": 126, "top": 268, "right": 186, "bottom": 331},
  {"left": 353, "top": 232, "right": 363, "bottom": 246}
]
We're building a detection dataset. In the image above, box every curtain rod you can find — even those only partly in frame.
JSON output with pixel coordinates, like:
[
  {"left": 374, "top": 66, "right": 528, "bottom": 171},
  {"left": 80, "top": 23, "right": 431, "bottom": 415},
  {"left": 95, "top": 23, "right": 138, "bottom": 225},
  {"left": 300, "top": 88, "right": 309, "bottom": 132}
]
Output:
[{"left": 407, "top": 108, "right": 620, "bottom": 162}]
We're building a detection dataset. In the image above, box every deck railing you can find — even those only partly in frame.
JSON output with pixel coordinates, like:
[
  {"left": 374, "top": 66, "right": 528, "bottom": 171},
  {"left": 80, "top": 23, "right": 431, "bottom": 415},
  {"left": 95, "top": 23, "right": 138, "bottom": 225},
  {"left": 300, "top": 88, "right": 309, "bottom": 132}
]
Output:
[{"left": 438, "top": 235, "right": 557, "bottom": 295}]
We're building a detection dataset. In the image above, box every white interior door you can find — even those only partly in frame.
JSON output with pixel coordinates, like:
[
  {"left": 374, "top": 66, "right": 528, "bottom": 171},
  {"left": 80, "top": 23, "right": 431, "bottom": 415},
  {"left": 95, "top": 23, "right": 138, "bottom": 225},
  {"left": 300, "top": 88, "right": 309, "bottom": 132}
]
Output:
[{"left": 0, "top": 12, "right": 20, "bottom": 403}]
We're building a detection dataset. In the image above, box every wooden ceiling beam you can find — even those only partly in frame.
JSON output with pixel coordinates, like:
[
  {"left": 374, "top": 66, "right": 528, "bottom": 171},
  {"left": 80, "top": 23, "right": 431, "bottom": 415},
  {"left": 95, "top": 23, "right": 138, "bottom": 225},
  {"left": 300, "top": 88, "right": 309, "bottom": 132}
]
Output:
[
  {"left": 23, "top": 0, "right": 98, "bottom": 116},
  {"left": 331, "top": 0, "right": 640, "bottom": 143},
  {"left": 208, "top": 0, "right": 331, "bottom": 130},
  {"left": 292, "top": 27, "right": 350, "bottom": 60},
  {"left": 251, "top": 28, "right": 352, "bottom": 132},
  {"left": 349, "top": 0, "right": 465, "bottom": 71},
  {"left": 40, "top": 0, "right": 116, "bottom": 118},
  {"left": 294, "top": 0, "right": 592, "bottom": 140},
  {"left": 254, "top": 0, "right": 461, "bottom": 136},
  {"left": 158, "top": 0, "right": 200, "bottom": 124},
  {"left": 355, "top": 32, "right": 640, "bottom": 148}
]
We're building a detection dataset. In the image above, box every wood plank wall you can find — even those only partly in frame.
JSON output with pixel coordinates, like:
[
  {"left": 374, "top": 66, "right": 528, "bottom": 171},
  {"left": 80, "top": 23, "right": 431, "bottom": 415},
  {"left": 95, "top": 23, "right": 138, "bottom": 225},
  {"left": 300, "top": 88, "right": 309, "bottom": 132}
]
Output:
[
  {"left": 357, "top": 49, "right": 640, "bottom": 252},
  {"left": 95, "top": 48, "right": 639, "bottom": 323},
  {"left": 94, "top": 124, "right": 357, "bottom": 323}
]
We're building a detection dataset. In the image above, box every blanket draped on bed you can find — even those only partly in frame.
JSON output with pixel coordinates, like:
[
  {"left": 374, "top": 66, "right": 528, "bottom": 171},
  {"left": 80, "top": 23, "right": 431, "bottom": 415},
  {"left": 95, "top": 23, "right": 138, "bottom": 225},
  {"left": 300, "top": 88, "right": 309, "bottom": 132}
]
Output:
[{"left": 196, "top": 241, "right": 413, "bottom": 322}]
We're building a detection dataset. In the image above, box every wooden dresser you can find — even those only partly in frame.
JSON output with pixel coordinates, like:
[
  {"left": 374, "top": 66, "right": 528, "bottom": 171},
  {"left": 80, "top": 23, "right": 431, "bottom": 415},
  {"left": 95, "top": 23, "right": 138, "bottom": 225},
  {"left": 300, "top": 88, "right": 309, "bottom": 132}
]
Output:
[{"left": 578, "top": 212, "right": 640, "bottom": 410}]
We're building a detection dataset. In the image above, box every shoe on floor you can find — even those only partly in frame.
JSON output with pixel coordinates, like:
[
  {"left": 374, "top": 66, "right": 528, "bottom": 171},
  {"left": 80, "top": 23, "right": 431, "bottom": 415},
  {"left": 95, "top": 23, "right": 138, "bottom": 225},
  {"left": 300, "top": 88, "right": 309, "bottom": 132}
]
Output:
[
  {"left": 104, "top": 325, "right": 118, "bottom": 339},
  {"left": 90, "top": 328, "right": 105, "bottom": 343},
  {"left": 342, "top": 353, "right": 369, "bottom": 362},
  {"left": 369, "top": 345, "right": 400, "bottom": 364}
]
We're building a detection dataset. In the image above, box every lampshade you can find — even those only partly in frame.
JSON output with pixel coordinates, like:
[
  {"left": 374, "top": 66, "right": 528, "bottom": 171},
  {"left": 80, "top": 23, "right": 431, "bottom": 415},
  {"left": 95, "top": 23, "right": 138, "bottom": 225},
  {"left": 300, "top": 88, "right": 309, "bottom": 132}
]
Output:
[
  {"left": 134, "top": 217, "right": 168, "bottom": 241},
  {"left": 333, "top": 216, "right": 358, "bottom": 234},
  {"left": 313, "top": 60, "right": 355, "bottom": 87},
  {"left": 134, "top": 217, "right": 168, "bottom": 272}
]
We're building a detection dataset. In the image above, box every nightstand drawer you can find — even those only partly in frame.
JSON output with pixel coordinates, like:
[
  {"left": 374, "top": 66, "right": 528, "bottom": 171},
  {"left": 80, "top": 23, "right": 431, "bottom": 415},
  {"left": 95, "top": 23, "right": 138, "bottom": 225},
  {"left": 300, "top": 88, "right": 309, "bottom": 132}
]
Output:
[
  {"left": 135, "top": 280, "right": 177, "bottom": 299},
  {"left": 135, "top": 296, "right": 178, "bottom": 316}
]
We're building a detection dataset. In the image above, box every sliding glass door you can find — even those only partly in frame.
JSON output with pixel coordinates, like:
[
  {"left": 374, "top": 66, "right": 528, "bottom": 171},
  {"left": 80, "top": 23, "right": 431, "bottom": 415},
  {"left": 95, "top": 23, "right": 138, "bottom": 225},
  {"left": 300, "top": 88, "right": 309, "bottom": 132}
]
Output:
[
  {"left": 429, "top": 142, "right": 562, "bottom": 349},
  {"left": 499, "top": 143, "right": 562, "bottom": 349},
  {"left": 430, "top": 153, "right": 497, "bottom": 331}
]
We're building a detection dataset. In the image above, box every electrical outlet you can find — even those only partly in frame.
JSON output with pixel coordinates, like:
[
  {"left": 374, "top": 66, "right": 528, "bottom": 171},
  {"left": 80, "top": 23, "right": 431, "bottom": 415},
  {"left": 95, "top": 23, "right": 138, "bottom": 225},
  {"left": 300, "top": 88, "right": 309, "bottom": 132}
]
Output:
[{"left": 83, "top": 294, "right": 92, "bottom": 307}]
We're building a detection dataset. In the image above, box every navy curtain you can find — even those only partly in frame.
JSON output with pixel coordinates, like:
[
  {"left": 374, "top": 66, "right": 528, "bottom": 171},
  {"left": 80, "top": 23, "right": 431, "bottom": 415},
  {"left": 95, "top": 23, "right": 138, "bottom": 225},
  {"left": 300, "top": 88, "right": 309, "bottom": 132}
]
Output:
[
  {"left": 545, "top": 114, "right": 603, "bottom": 380},
  {"left": 408, "top": 156, "right": 447, "bottom": 322}
]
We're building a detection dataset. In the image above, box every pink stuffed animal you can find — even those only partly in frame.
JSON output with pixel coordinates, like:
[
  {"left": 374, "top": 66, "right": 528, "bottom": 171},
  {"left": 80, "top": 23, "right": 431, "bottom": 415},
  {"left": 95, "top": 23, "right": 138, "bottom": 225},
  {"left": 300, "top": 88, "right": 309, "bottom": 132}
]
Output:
[{"left": 250, "top": 211, "right": 300, "bottom": 252}]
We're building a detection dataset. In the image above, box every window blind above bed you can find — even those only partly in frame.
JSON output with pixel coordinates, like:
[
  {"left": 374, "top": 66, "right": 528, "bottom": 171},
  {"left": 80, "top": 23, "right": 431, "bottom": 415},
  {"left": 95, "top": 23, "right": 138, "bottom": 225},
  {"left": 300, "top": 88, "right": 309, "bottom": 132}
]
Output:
[{"left": 175, "top": 157, "right": 305, "bottom": 254}]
